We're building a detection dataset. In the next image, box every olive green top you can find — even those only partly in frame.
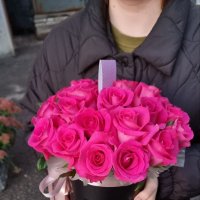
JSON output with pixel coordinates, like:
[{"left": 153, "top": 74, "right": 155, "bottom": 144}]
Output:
[{"left": 111, "top": 24, "right": 146, "bottom": 53}]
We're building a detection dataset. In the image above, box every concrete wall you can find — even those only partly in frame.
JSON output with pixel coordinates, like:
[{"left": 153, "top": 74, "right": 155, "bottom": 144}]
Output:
[{"left": 0, "top": 0, "right": 14, "bottom": 58}]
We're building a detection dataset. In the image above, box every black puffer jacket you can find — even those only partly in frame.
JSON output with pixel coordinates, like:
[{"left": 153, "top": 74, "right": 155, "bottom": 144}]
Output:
[{"left": 21, "top": 0, "right": 200, "bottom": 199}]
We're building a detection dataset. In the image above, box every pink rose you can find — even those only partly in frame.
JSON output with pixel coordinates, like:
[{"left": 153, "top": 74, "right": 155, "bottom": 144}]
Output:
[
  {"left": 70, "top": 79, "right": 97, "bottom": 88},
  {"left": 56, "top": 96, "right": 84, "bottom": 124},
  {"left": 167, "top": 107, "right": 194, "bottom": 148},
  {"left": 167, "top": 106, "right": 189, "bottom": 124},
  {"left": 97, "top": 87, "right": 134, "bottom": 110},
  {"left": 133, "top": 82, "right": 161, "bottom": 106},
  {"left": 32, "top": 114, "right": 66, "bottom": 130},
  {"left": 113, "top": 140, "right": 149, "bottom": 183},
  {"left": 139, "top": 124, "right": 160, "bottom": 145},
  {"left": 147, "top": 127, "right": 179, "bottom": 166},
  {"left": 76, "top": 132, "right": 113, "bottom": 182},
  {"left": 160, "top": 97, "right": 172, "bottom": 108},
  {"left": 38, "top": 96, "right": 79, "bottom": 127},
  {"left": 57, "top": 79, "right": 98, "bottom": 108},
  {"left": 113, "top": 80, "right": 139, "bottom": 91},
  {"left": 28, "top": 118, "right": 54, "bottom": 159},
  {"left": 75, "top": 108, "right": 111, "bottom": 138},
  {"left": 113, "top": 107, "right": 150, "bottom": 140},
  {"left": 37, "top": 96, "right": 59, "bottom": 118},
  {"left": 48, "top": 124, "right": 86, "bottom": 168},
  {"left": 57, "top": 97, "right": 84, "bottom": 115},
  {"left": 50, "top": 115, "right": 67, "bottom": 129},
  {"left": 174, "top": 122, "right": 193, "bottom": 148},
  {"left": 107, "top": 127, "right": 121, "bottom": 149},
  {"left": 141, "top": 97, "right": 168, "bottom": 126}
]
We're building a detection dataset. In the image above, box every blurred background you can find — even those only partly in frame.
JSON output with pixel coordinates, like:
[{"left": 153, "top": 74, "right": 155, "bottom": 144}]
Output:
[
  {"left": 0, "top": 1, "right": 87, "bottom": 200},
  {"left": 0, "top": 0, "right": 199, "bottom": 200}
]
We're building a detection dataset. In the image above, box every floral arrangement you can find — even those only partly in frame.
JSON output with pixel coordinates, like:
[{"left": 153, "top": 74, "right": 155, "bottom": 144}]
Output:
[{"left": 28, "top": 79, "right": 193, "bottom": 185}]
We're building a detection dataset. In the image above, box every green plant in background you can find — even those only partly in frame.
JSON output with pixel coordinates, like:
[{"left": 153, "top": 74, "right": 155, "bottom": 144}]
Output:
[{"left": 0, "top": 98, "right": 22, "bottom": 180}]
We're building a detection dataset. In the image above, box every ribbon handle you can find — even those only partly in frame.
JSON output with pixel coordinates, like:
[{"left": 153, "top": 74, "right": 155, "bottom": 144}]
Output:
[
  {"left": 39, "top": 175, "right": 67, "bottom": 198},
  {"left": 98, "top": 60, "right": 117, "bottom": 92},
  {"left": 39, "top": 157, "right": 71, "bottom": 199}
]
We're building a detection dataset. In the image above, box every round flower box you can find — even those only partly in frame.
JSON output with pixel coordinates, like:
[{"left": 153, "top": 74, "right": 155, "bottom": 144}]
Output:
[{"left": 71, "top": 180, "right": 137, "bottom": 200}]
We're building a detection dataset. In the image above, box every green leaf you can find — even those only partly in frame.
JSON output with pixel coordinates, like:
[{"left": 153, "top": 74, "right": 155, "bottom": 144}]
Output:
[
  {"left": 134, "top": 180, "right": 146, "bottom": 192},
  {"left": 166, "top": 120, "right": 175, "bottom": 127},
  {"left": 62, "top": 163, "right": 68, "bottom": 168},
  {"left": 37, "top": 156, "right": 47, "bottom": 171},
  {"left": 132, "top": 180, "right": 146, "bottom": 199},
  {"left": 37, "top": 102, "right": 42, "bottom": 108},
  {"left": 0, "top": 142, "right": 11, "bottom": 150},
  {"left": 0, "top": 110, "right": 10, "bottom": 117}
]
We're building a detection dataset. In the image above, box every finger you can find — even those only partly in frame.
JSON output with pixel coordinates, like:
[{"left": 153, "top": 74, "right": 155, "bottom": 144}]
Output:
[
  {"left": 134, "top": 178, "right": 158, "bottom": 200},
  {"left": 134, "top": 192, "right": 147, "bottom": 200},
  {"left": 145, "top": 177, "right": 158, "bottom": 191},
  {"left": 149, "top": 191, "right": 157, "bottom": 200},
  {"left": 134, "top": 190, "right": 155, "bottom": 200}
]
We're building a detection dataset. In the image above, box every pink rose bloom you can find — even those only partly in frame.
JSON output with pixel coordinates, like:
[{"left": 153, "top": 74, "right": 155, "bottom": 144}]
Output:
[
  {"left": 31, "top": 117, "right": 38, "bottom": 126},
  {"left": 48, "top": 124, "right": 86, "bottom": 168},
  {"left": 139, "top": 124, "right": 160, "bottom": 145},
  {"left": 133, "top": 82, "right": 161, "bottom": 106},
  {"left": 50, "top": 114, "right": 67, "bottom": 129},
  {"left": 97, "top": 87, "right": 134, "bottom": 110},
  {"left": 37, "top": 96, "right": 59, "bottom": 118},
  {"left": 57, "top": 80, "right": 98, "bottom": 108},
  {"left": 70, "top": 79, "right": 97, "bottom": 88},
  {"left": 167, "top": 106, "right": 189, "bottom": 124},
  {"left": 167, "top": 106, "right": 194, "bottom": 148},
  {"left": 173, "top": 121, "right": 193, "bottom": 148},
  {"left": 175, "top": 122, "right": 193, "bottom": 148},
  {"left": 75, "top": 108, "right": 111, "bottom": 138},
  {"left": 113, "top": 80, "right": 139, "bottom": 91},
  {"left": 113, "top": 107, "right": 151, "bottom": 140},
  {"left": 141, "top": 97, "right": 168, "bottom": 126},
  {"left": 160, "top": 96, "right": 172, "bottom": 108},
  {"left": 32, "top": 114, "right": 66, "bottom": 129},
  {"left": 57, "top": 97, "right": 84, "bottom": 115},
  {"left": 113, "top": 140, "right": 149, "bottom": 183},
  {"left": 76, "top": 132, "right": 113, "bottom": 182},
  {"left": 107, "top": 127, "right": 121, "bottom": 149},
  {"left": 28, "top": 118, "right": 54, "bottom": 159},
  {"left": 56, "top": 96, "right": 84, "bottom": 124},
  {"left": 147, "top": 127, "right": 179, "bottom": 166}
]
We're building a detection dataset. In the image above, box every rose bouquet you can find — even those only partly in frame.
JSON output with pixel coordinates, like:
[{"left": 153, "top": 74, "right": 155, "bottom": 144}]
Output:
[
  {"left": 0, "top": 98, "right": 22, "bottom": 191},
  {"left": 28, "top": 61, "right": 193, "bottom": 200}
]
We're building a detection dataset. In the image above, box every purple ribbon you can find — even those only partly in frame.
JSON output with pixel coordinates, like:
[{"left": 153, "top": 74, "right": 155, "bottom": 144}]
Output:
[{"left": 98, "top": 60, "right": 117, "bottom": 92}]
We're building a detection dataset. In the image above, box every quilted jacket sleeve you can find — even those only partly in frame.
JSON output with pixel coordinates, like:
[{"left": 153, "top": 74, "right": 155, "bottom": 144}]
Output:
[
  {"left": 157, "top": 143, "right": 200, "bottom": 200},
  {"left": 20, "top": 18, "right": 78, "bottom": 127},
  {"left": 20, "top": 40, "right": 55, "bottom": 128}
]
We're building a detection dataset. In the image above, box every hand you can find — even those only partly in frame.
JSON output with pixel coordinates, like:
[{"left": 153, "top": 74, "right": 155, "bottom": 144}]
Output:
[{"left": 134, "top": 176, "right": 158, "bottom": 200}]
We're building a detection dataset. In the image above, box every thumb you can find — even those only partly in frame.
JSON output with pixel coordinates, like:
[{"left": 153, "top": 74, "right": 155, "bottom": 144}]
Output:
[{"left": 134, "top": 177, "right": 158, "bottom": 200}]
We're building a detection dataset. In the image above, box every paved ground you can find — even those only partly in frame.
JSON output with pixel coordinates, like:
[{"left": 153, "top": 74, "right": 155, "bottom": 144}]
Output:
[
  {"left": 0, "top": 36, "right": 46, "bottom": 200},
  {"left": 0, "top": 35, "right": 199, "bottom": 200}
]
